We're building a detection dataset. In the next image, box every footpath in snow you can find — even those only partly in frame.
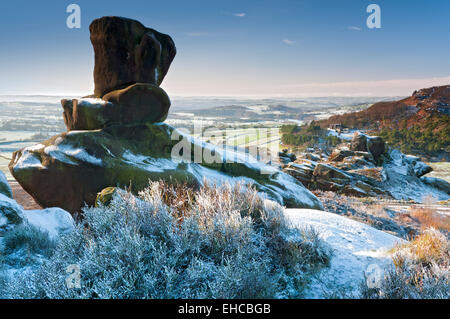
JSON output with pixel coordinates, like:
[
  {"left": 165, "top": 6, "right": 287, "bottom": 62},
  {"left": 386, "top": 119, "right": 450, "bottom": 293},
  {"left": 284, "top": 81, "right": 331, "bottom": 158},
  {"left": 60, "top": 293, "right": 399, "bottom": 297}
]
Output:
[{"left": 285, "top": 209, "right": 405, "bottom": 298}]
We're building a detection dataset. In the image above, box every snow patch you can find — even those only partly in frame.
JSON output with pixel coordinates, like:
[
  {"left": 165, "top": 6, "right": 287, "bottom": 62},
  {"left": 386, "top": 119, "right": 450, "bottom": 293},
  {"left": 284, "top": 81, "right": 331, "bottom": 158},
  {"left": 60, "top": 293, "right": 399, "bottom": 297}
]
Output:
[
  {"left": 44, "top": 144, "right": 103, "bottom": 166},
  {"left": 123, "top": 150, "right": 178, "bottom": 172},
  {"left": 24, "top": 144, "right": 45, "bottom": 152},
  {"left": 285, "top": 209, "right": 404, "bottom": 298},
  {"left": 14, "top": 151, "right": 46, "bottom": 170},
  {"left": 78, "top": 98, "right": 109, "bottom": 107}
]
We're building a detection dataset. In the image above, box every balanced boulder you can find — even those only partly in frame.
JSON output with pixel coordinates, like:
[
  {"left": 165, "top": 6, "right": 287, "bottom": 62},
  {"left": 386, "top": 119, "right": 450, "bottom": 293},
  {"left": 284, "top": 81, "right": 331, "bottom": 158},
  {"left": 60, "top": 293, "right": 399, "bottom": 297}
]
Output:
[
  {"left": 10, "top": 16, "right": 324, "bottom": 214},
  {"left": 90, "top": 16, "right": 176, "bottom": 97}
]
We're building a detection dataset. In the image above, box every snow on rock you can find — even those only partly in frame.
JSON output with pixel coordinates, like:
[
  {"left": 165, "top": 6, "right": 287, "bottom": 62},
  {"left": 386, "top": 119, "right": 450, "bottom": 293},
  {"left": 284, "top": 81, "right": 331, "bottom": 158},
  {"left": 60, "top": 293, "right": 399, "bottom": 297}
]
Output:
[
  {"left": 384, "top": 150, "right": 449, "bottom": 202},
  {"left": 327, "top": 129, "right": 362, "bottom": 141},
  {"left": 0, "top": 193, "right": 24, "bottom": 232},
  {"left": 44, "top": 143, "right": 103, "bottom": 166},
  {"left": 22, "top": 208, "right": 75, "bottom": 238},
  {"left": 285, "top": 209, "right": 404, "bottom": 298},
  {"left": 13, "top": 149, "right": 46, "bottom": 171},
  {"left": 0, "top": 170, "right": 13, "bottom": 198},
  {"left": 123, "top": 150, "right": 178, "bottom": 172},
  {"left": 77, "top": 98, "right": 110, "bottom": 107}
]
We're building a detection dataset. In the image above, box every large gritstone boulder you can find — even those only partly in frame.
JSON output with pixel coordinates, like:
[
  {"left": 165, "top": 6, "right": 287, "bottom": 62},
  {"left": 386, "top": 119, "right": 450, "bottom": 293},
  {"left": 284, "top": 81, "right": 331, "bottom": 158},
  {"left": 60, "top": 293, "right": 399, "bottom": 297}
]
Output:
[
  {"left": 9, "top": 123, "right": 323, "bottom": 213},
  {"left": 10, "top": 16, "right": 325, "bottom": 214},
  {"left": 350, "top": 133, "right": 368, "bottom": 152},
  {"left": 90, "top": 16, "right": 176, "bottom": 97},
  {"left": 367, "top": 136, "right": 385, "bottom": 164},
  {"left": 350, "top": 133, "right": 386, "bottom": 165}
]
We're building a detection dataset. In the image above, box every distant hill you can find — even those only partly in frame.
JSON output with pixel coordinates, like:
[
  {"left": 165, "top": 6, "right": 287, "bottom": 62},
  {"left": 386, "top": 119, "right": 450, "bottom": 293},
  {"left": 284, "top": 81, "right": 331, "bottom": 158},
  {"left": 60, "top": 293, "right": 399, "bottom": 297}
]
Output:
[
  {"left": 318, "top": 85, "right": 450, "bottom": 159},
  {"left": 319, "top": 85, "right": 450, "bottom": 129}
]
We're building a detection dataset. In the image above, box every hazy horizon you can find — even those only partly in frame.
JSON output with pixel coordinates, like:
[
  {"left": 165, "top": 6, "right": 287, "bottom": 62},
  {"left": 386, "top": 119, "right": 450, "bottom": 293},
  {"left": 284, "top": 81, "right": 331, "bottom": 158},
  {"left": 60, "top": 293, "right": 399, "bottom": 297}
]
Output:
[{"left": 1, "top": 0, "right": 449, "bottom": 96}]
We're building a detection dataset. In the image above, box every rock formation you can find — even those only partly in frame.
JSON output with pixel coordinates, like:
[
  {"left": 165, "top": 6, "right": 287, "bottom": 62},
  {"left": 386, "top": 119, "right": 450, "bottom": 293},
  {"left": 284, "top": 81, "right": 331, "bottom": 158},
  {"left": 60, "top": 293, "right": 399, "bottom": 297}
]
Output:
[
  {"left": 9, "top": 16, "right": 323, "bottom": 213},
  {"left": 90, "top": 16, "right": 176, "bottom": 97},
  {"left": 282, "top": 134, "right": 449, "bottom": 202},
  {"left": 348, "top": 133, "right": 385, "bottom": 165}
]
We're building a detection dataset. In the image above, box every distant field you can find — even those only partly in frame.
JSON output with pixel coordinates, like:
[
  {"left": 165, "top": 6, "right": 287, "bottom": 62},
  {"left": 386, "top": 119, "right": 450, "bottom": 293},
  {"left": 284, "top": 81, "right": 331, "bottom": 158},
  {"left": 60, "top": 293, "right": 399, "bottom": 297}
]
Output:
[
  {"left": 428, "top": 162, "right": 450, "bottom": 183},
  {"left": 192, "top": 127, "right": 282, "bottom": 154},
  {"left": 0, "top": 157, "right": 11, "bottom": 180}
]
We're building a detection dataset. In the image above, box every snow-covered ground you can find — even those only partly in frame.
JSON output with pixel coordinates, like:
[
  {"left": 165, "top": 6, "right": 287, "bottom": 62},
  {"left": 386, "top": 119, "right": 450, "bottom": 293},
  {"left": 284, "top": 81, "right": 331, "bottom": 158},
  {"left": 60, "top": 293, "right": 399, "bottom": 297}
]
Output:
[{"left": 285, "top": 209, "right": 404, "bottom": 298}]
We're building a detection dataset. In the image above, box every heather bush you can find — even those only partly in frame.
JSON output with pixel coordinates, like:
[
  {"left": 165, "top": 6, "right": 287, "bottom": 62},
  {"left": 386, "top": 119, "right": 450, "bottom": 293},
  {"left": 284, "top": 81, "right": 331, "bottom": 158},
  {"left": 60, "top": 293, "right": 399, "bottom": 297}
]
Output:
[
  {"left": 361, "top": 228, "right": 449, "bottom": 299},
  {"left": 0, "top": 182, "right": 331, "bottom": 299},
  {"left": 1, "top": 223, "right": 56, "bottom": 268}
]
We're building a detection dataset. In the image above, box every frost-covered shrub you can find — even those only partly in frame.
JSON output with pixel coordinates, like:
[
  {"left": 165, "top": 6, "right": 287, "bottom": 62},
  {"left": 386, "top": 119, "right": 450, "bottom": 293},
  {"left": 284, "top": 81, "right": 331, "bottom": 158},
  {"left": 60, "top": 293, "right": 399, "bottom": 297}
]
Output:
[
  {"left": 1, "top": 223, "right": 56, "bottom": 268},
  {"left": 1, "top": 182, "right": 331, "bottom": 299},
  {"left": 361, "top": 228, "right": 449, "bottom": 299}
]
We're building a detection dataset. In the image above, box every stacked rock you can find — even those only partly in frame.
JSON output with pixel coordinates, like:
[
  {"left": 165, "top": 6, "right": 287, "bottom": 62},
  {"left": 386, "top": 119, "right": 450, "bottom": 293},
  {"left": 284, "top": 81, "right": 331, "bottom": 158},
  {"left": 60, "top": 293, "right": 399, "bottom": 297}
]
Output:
[
  {"left": 9, "top": 16, "right": 323, "bottom": 213},
  {"left": 62, "top": 16, "right": 176, "bottom": 131}
]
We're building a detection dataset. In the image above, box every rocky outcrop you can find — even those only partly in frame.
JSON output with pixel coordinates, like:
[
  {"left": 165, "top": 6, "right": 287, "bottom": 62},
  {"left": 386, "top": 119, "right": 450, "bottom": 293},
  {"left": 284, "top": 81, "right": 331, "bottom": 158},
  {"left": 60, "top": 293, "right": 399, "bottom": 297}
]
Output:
[
  {"left": 10, "top": 16, "right": 323, "bottom": 213},
  {"left": 282, "top": 136, "right": 449, "bottom": 202},
  {"left": 21, "top": 208, "right": 74, "bottom": 238},
  {"left": 0, "top": 193, "right": 23, "bottom": 232},
  {"left": 284, "top": 161, "right": 389, "bottom": 198},
  {"left": 90, "top": 16, "right": 176, "bottom": 97}
]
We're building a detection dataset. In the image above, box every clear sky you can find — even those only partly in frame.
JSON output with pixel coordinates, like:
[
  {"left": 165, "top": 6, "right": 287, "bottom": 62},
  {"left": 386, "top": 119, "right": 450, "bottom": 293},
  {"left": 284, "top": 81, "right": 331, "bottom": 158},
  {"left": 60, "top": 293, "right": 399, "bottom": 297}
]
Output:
[{"left": 0, "top": 0, "right": 449, "bottom": 97}]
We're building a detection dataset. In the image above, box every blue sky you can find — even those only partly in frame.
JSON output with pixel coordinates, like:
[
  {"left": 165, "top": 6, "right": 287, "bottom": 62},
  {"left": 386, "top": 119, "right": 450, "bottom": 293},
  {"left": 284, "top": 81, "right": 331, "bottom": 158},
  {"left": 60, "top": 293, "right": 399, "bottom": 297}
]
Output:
[{"left": 0, "top": 0, "right": 449, "bottom": 96}]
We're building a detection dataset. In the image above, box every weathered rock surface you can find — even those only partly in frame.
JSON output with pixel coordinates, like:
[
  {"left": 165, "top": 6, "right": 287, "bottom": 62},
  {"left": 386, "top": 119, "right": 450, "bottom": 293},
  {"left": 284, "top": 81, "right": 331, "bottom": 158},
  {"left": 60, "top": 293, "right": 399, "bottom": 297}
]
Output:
[
  {"left": 284, "top": 161, "right": 389, "bottom": 198},
  {"left": 10, "top": 123, "right": 323, "bottom": 213},
  {"left": 381, "top": 150, "right": 448, "bottom": 201},
  {"left": 421, "top": 177, "right": 450, "bottom": 196},
  {"left": 349, "top": 133, "right": 385, "bottom": 164},
  {"left": 62, "top": 84, "right": 170, "bottom": 131},
  {"left": 328, "top": 149, "right": 355, "bottom": 162},
  {"left": 0, "top": 193, "right": 24, "bottom": 232},
  {"left": 367, "top": 136, "right": 385, "bottom": 164},
  {"left": 278, "top": 151, "right": 296, "bottom": 164},
  {"left": 90, "top": 16, "right": 176, "bottom": 97},
  {"left": 350, "top": 133, "right": 368, "bottom": 152}
]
